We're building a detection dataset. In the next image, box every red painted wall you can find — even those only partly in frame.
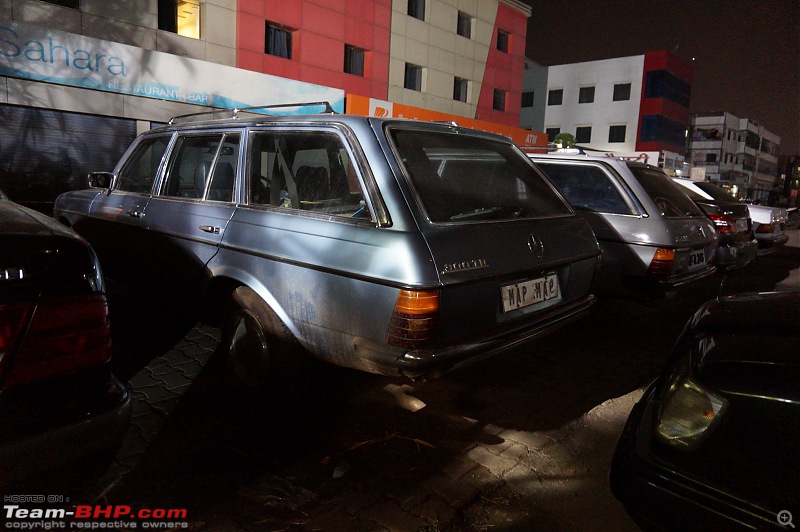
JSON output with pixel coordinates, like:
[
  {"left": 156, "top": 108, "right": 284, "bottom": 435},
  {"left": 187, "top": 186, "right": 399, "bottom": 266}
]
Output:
[
  {"left": 636, "top": 51, "right": 693, "bottom": 153},
  {"left": 237, "top": 0, "right": 391, "bottom": 100},
  {"left": 476, "top": 3, "right": 527, "bottom": 127}
]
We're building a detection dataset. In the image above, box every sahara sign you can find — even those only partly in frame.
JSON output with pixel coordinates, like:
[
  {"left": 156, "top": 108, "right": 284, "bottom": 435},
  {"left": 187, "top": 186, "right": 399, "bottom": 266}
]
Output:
[{"left": 0, "top": 20, "right": 344, "bottom": 112}]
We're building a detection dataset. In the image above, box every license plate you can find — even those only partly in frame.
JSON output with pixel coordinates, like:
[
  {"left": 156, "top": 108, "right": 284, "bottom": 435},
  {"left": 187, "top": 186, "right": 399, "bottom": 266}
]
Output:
[
  {"left": 687, "top": 249, "right": 706, "bottom": 270},
  {"left": 501, "top": 273, "right": 559, "bottom": 312}
]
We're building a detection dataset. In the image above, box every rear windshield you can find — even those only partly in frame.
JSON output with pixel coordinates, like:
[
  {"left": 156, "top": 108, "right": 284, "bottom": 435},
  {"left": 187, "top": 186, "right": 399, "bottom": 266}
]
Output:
[
  {"left": 694, "top": 181, "right": 739, "bottom": 202},
  {"left": 627, "top": 165, "right": 704, "bottom": 219},
  {"left": 388, "top": 128, "right": 573, "bottom": 223}
]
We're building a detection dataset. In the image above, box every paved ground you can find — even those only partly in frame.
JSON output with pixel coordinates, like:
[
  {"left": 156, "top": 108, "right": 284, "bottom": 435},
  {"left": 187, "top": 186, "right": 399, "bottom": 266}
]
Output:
[{"left": 21, "top": 230, "right": 800, "bottom": 530}]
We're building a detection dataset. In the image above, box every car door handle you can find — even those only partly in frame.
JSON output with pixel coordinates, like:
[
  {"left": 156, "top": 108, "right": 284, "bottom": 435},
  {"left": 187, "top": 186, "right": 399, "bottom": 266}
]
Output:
[
  {"left": 199, "top": 225, "right": 220, "bottom": 234},
  {"left": 127, "top": 210, "right": 144, "bottom": 218}
]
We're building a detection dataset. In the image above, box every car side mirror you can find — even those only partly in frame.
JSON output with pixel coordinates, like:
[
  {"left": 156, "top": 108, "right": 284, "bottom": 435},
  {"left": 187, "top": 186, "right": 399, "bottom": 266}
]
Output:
[{"left": 88, "top": 172, "right": 116, "bottom": 191}]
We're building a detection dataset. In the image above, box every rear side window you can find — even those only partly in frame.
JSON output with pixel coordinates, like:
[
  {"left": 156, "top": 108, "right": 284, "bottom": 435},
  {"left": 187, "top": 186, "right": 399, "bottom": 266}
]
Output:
[
  {"left": 536, "top": 162, "right": 635, "bottom": 215},
  {"left": 388, "top": 128, "right": 572, "bottom": 223},
  {"left": 628, "top": 165, "right": 703, "bottom": 219},
  {"left": 160, "top": 133, "right": 239, "bottom": 201},
  {"left": 247, "top": 130, "right": 371, "bottom": 220},
  {"left": 117, "top": 136, "right": 171, "bottom": 193}
]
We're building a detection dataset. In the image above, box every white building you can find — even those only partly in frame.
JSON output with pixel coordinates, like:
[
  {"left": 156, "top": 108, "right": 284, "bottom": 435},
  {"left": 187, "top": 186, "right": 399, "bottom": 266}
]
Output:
[{"left": 689, "top": 112, "right": 781, "bottom": 200}]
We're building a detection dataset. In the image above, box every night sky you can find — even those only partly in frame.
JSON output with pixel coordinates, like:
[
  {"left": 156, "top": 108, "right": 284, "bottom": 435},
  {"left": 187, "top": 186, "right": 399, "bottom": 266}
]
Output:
[{"left": 522, "top": 0, "right": 799, "bottom": 157}]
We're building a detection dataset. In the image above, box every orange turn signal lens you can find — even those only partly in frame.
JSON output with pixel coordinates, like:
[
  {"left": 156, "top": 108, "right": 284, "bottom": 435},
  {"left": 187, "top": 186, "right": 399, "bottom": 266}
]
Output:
[
  {"left": 387, "top": 290, "right": 440, "bottom": 349},
  {"left": 393, "top": 289, "right": 440, "bottom": 315},
  {"left": 652, "top": 248, "right": 676, "bottom": 262}
]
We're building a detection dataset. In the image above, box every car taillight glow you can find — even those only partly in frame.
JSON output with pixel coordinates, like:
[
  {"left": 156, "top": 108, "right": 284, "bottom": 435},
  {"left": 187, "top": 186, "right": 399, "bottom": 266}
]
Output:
[
  {"left": 646, "top": 248, "right": 675, "bottom": 278},
  {"left": 3, "top": 293, "right": 112, "bottom": 386},
  {"left": 387, "top": 289, "right": 439, "bottom": 350},
  {"left": 706, "top": 213, "right": 735, "bottom": 233},
  {"left": 755, "top": 223, "right": 775, "bottom": 234}
]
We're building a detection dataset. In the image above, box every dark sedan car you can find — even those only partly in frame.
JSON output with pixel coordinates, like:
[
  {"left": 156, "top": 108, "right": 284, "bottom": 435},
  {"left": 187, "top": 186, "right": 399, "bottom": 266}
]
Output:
[
  {"left": 0, "top": 196, "right": 131, "bottom": 482},
  {"left": 673, "top": 180, "right": 757, "bottom": 270},
  {"left": 610, "top": 291, "right": 799, "bottom": 530}
]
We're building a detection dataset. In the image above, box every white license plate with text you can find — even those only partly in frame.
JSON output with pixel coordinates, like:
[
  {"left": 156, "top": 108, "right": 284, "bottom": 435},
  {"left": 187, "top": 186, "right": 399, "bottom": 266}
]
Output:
[{"left": 501, "top": 273, "right": 559, "bottom": 313}]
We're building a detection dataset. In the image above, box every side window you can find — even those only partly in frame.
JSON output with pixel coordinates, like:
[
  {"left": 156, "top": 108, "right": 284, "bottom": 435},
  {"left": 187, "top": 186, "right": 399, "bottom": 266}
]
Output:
[
  {"left": 160, "top": 134, "right": 225, "bottom": 199},
  {"left": 538, "top": 163, "right": 635, "bottom": 215},
  {"left": 117, "top": 136, "right": 171, "bottom": 193},
  {"left": 206, "top": 134, "right": 240, "bottom": 202},
  {"left": 248, "top": 130, "right": 371, "bottom": 220}
]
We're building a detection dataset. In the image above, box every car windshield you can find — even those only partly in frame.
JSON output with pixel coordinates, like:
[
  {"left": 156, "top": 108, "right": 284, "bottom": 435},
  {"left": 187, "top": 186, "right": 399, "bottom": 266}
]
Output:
[
  {"left": 388, "top": 127, "right": 573, "bottom": 223},
  {"left": 694, "top": 181, "right": 739, "bottom": 202},
  {"left": 628, "top": 165, "right": 703, "bottom": 219}
]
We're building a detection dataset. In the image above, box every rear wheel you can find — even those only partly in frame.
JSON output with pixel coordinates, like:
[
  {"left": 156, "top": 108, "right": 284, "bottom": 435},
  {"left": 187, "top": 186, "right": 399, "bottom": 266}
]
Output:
[{"left": 224, "top": 287, "right": 293, "bottom": 387}]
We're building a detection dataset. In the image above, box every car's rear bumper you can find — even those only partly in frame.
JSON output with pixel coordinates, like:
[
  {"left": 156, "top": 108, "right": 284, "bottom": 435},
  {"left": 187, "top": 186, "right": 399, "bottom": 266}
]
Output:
[
  {"left": 0, "top": 368, "right": 131, "bottom": 482},
  {"left": 610, "top": 384, "right": 785, "bottom": 531},
  {"left": 755, "top": 232, "right": 789, "bottom": 254},
  {"left": 355, "top": 294, "right": 596, "bottom": 378},
  {"left": 716, "top": 237, "right": 758, "bottom": 270}
]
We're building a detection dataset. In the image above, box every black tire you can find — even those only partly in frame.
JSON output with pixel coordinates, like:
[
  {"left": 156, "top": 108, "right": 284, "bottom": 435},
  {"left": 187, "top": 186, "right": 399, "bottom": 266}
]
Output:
[{"left": 224, "top": 286, "right": 295, "bottom": 387}]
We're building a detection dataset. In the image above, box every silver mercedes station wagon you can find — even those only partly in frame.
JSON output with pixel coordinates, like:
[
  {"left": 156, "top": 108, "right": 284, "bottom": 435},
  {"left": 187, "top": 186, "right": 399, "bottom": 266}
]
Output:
[{"left": 54, "top": 104, "right": 600, "bottom": 381}]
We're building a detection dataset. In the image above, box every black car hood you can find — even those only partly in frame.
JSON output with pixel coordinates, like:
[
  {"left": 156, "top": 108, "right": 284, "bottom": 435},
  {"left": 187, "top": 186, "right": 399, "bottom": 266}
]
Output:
[
  {"left": 0, "top": 199, "right": 75, "bottom": 238},
  {"left": 685, "top": 291, "right": 800, "bottom": 401}
]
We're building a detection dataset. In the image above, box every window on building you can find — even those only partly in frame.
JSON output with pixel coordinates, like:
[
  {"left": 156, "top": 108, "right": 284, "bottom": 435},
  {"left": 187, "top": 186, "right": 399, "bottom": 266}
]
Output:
[
  {"left": 578, "top": 86, "right": 595, "bottom": 104},
  {"left": 408, "top": 0, "right": 425, "bottom": 20},
  {"left": 405, "top": 63, "right": 423, "bottom": 91},
  {"left": 521, "top": 91, "right": 534, "bottom": 108},
  {"left": 457, "top": 11, "right": 473, "bottom": 38},
  {"left": 344, "top": 45, "right": 365, "bottom": 76},
  {"left": 645, "top": 70, "right": 691, "bottom": 107},
  {"left": 547, "top": 89, "right": 563, "bottom": 106},
  {"left": 608, "top": 125, "right": 627, "bottom": 143},
  {"left": 497, "top": 30, "right": 510, "bottom": 53},
  {"left": 41, "top": 0, "right": 79, "bottom": 8},
  {"left": 613, "top": 83, "right": 631, "bottom": 101},
  {"left": 158, "top": 0, "right": 201, "bottom": 39},
  {"left": 493, "top": 89, "right": 506, "bottom": 111},
  {"left": 706, "top": 153, "right": 717, "bottom": 163},
  {"left": 265, "top": 22, "right": 293, "bottom": 59},
  {"left": 453, "top": 77, "right": 469, "bottom": 102},
  {"left": 641, "top": 115, "right": 687, "bottom": 149},
  {"left": 546, "top": 128, "right": 560, "bottom": 143},
  {"left": 576, "top": 126, "right": 592, "bottom": 143}
]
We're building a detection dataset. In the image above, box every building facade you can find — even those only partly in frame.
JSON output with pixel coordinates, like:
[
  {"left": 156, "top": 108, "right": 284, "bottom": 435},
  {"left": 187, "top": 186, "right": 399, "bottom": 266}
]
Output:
[
  {"left": 522, "top": 51, "right": 692, "bottom": 169},
  {"left": 689, "top": 112, "right": 781, "bottom": 201},
  {"left": 0, "top": 0, "right": 530, "bottom": 210}
]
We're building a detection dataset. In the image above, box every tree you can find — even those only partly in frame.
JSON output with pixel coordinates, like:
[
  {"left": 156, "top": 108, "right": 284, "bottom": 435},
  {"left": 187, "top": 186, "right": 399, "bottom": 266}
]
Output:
[{"left": 553, "top": 132, "right": 576, "bottom": 149}]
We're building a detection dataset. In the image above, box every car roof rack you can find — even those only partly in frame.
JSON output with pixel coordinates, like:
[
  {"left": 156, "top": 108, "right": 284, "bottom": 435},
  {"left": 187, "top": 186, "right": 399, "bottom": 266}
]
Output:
[{"left": 168, "top": 101, "right": 337, "bottom": 125}]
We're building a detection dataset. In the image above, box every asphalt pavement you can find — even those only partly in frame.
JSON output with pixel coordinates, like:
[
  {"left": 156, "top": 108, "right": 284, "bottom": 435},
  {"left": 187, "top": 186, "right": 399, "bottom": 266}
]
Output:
[{"left": 19, "top": 229, "right": 800, "bottom": 531}]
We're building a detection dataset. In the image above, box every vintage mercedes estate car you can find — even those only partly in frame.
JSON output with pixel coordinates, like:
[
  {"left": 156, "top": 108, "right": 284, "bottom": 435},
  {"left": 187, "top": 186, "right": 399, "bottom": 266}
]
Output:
[
  {"left": 54, "top": 104, "right": 600, "bottom": 381},
  {"left": 529, "top": 154, "right": 718, "bottom": 293}
]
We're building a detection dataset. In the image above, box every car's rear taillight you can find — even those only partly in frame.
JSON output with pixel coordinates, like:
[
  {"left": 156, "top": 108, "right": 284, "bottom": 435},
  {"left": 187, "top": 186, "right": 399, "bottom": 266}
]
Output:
[
  {"left": 2, "top": 294, "right": 112, "bottom": 386},
  {"left": 706, "top": 213, "right": 735, "bottom": 233},
  {"left": 387, "top": 289, "right": 439, "bottom": 350},
  {"left": 755, "top": 223, "right": 775, "bottom": 234},
  {"left": 646, "top": 248, "right": 675, "bottom": 278}
]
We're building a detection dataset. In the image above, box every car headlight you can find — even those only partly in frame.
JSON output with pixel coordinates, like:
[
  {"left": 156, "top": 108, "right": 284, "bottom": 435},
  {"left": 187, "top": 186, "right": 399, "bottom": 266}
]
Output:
[{"left": 656, "top": 356, "right": 728, "bottom": 450}]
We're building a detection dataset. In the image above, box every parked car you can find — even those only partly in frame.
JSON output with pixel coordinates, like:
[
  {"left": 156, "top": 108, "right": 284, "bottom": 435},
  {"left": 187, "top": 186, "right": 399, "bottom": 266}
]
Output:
[
  {"left": 529, "top": 154, "right": 718, "bottom": 293},
  {"left": 610, "top": 290, "right": 800, "bottom": 530},
  {"left": 0, "top": 194, "right": 130, "bottom": 482},
  {"left": 54, "top": 104, "right": 601, "bottom": 382},
  {"left": 673, "top": 178, "right": 789, "bottom": 255},
  {"left": 670, "top": 178, "right": 757, "bottom": 270}
]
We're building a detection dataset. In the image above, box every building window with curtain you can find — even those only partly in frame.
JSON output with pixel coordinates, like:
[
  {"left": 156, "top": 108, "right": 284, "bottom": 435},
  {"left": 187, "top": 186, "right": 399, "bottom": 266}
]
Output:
[
  {"left": 408, "top": 0, "right": 425, "bottom": 20},
  {"left": 613, "top": 83, "right": 631, "bottom": 101},
  {"left": 548, "top": 89, "right": 563, "bottom": 106},
  {"left": 497, "top": 30, "right": 510, "bottom": 53},
  {"left": 493, "top": 89, "right": 506, "bottom": 111},
  {"left": 609, "top": 125, "right": 627, "bottom": 143},
  {"left": 457, "top": 12, "right": 473, "bottom": 38},
  {"left": 344, "top": 45, "right": 365, "bottom": 76},
  {"left": 578, "top": 86, "right": 595, "bottom": 104},
  {"left": 453, "top": 77, "right": 469, "bottom": 102},
  {"left": 158, "top": 0, "right": 201, "bottom": 39},
  {"left": 405, "top": 63, "right": 422, "bottom": 91},
  {"left": 265, "top": 22, "right": 293, "bottom": 59}
]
